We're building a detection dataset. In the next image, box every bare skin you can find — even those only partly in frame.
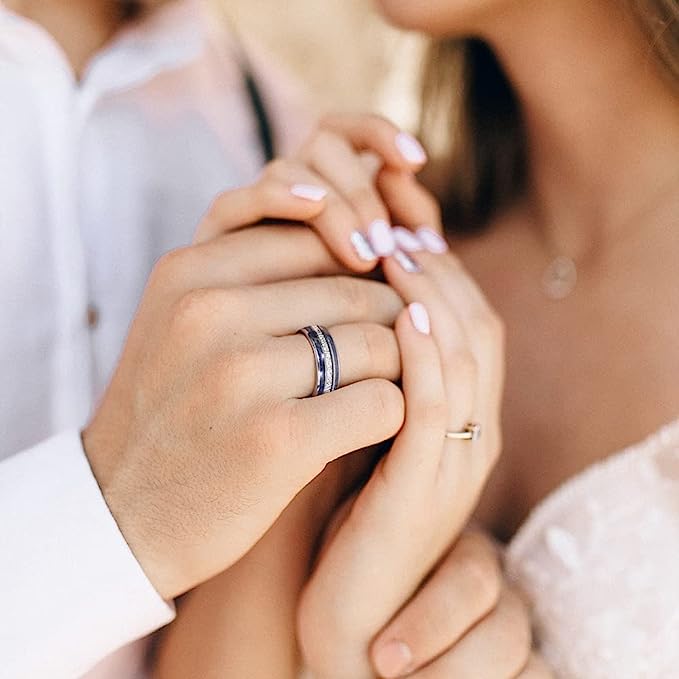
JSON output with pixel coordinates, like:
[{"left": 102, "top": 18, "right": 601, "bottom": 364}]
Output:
[
  {"left": 434, "top": 0, "right": 679, "bottom": 537},
  {"left": 164, "top": 0, "right": 679, "bottom": 673},
  {"left": 13, "top": 0, "right": 678, "bottom": 675},
  {"left": 3, "top": 0, "right": 125, "bottom": 77}
]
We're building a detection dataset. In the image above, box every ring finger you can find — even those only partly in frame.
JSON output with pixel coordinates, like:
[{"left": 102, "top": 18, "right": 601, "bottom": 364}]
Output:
[
  {"left": 271, "top": 322, "right": 400, "bottom": 399},
  {"left": 382, "top": 257, "right": 477, "bottom": 433}
]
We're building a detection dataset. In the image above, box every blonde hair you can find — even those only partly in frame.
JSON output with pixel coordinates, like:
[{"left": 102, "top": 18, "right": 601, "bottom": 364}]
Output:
[{"left": 420, "top": 0, "right": 679, "bottom": 232}]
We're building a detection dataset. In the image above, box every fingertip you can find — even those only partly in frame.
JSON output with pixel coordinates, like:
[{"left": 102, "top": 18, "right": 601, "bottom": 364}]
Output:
[
  {"left": 372, "top": 639, "right": 414, "bottom": 678},
  {"left": 394, "top": 131, "right": 428, "bottom": 168},
  {"left": 290, "top": 183, "right": 328, "bottom": 203},
  {"left": 367, "top": 219, "right": 397, "bottom": 258},
  {"left": 261, "top": 181, "right": 328, "bottom": 221},
  {"left": 348, "top": 230, "right": 380, "bottom": 271},
  {"left": 408, "top": 302, "right": 431, "bottom": 335}
]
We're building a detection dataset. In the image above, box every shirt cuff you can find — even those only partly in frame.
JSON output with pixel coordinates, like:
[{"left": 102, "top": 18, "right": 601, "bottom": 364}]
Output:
[{"left": 0, "top": 430, "right": 176, "bottom": 679}]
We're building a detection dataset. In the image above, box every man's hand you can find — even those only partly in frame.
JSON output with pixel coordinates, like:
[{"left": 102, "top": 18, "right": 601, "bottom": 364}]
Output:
[{"left": 83, "top": 179, "right": 406, "bottom": 601}]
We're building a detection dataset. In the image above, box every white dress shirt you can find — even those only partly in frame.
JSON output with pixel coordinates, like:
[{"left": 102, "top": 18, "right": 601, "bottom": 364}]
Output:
[{"left": 0, "top": 2, "right": 308, "bottom": 677}]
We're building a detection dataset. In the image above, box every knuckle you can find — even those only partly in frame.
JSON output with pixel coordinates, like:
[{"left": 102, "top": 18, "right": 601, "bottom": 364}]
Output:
[
  {"left": 367, "top": 380, "right": 405, "bottom": 432},
  {"left": 346, "top": 184, "right": 382, "bottom": 214},
  {"left": 364, "top": 112, "right": 399, "bottom": 135},
  {"left": 472, "top": 311, "right": 505, "bottom": 350},
  {"left": 205, "top": 190, "right": 231, "bottom": 219},
  {"left": 253, "top": 176, "right": 281, "bottom": 205},
  {"left": 416, "top": 398, "right": 449, "bottom": 431},
  {"left": 455, "top": 537, "right": 502, "bottom": 613},
  {"left": 354, "top": 324, "right": 389, "bottom": 368},
  {"left": 263, "top": 157, "right": 289, "bottom": 179},
  {"left": 448, "top": 349, "right": 478, "bottom": 384},
  {"left": 218, "top": 345, "right": 259, "bottom": 390},
  {"left": 171, "top": 287, "right": 216, "bottom": 330},
  {"left": 170, "top": 287, "right": 243, "bottom": 339},
  {"left": 332, "top": 276, "right": 368, "bottom": 314},
  {"left": 151, "top": 247, "right": 190, "bottom": 285},
  {"left": 307, "top": 128, "right": 335, "bottom": 156}
]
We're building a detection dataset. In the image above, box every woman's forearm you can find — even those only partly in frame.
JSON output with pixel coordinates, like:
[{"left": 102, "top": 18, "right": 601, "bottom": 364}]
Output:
[
  {"left": 153, "top": 520, "right": 309, "bottom": 679},
  {"left": 152, "top": 461, "right": 356, "bottom": 679}
]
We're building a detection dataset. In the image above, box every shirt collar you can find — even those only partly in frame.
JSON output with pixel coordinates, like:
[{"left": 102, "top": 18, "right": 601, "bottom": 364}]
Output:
[{"left": 0, "top": 0, "right": 208, "bottom": 96}]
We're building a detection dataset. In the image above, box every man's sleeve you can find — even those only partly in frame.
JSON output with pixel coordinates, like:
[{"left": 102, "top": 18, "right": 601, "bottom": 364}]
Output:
[{"left": 0, "top": 430, "right": 175, "bottom": 679}]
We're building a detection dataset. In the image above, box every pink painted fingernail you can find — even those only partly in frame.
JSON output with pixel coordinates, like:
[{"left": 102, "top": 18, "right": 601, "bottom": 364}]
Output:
[
  {"left": 393, "top": 226, "right": 424, "bottom": 252},
  {"left": 290, "top": 184, "right": 328, "bottom": 202},
  {"left": 374, "top": 640, "right": 414, "bottom": 678},
  {"left": 408, "top": 302, "right": 430, "bottom": 335},
  {"left": 368, "top": 219, "right": 396, "bottom": 257},
  {"left": 395, "top": 132, "right": 428, "bottom": 164},
  {"left": 417, "top": 227, "right": 449, "bottom": 254},
  {"left": 350, "top": 230, "right": 378, "bottom": 262},
  {"left": 393, "top": 249, "right": 421, "bottom": 274}
]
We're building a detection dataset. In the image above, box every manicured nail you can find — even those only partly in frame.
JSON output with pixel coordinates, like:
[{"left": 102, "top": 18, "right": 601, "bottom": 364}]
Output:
[
  {"left": 290, "top": 184, "right": 327, "bottom": 202},
  {"left": 368, "top": 219, "right": 396, "bottom": 257},
  {"left": 417, "top": 227, "right": 449, "bottom": 254},
  {"left": 393, "top": 249, "right": 421, "bottom": 274},
  {"left": 350, "top": 230, "right": 378, "bottom": 262},
  {"left": 409, "top": 303, "right": 430, "bottom": 335},
  {"left": 393, "top": 226, "right": 424, "bottom": 252},
  {"left": 395, "top": 132, "right": 428, "bottom": 164},
  {"left": 373, "top": 640, "right": 414, "bottom": 678}
]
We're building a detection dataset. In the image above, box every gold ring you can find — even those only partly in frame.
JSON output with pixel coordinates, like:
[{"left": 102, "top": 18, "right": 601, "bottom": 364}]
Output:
[{"left": 445, "top": 423, "right": 482, "bottom": 442}]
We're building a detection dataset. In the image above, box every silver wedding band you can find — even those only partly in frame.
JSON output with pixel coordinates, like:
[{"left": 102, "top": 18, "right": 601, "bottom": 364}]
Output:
[
  {"left": 445, "top": 423, "right": 482, "bottom": 442},
  {"left": 298, "top": 325, "right": 341, "bottom": 397}
]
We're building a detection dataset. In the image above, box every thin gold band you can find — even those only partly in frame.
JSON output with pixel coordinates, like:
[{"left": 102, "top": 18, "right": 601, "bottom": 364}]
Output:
[{"left": 445, "top": 423, "right": 482, "bottom": 442}]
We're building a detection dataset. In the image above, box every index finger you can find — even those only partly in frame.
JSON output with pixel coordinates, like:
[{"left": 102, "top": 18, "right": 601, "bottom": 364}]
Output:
[{"left": 318, "top": 113, "right": 428, "bottom": 171}]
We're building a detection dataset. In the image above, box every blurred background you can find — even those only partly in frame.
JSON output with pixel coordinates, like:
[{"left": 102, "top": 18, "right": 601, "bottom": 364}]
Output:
[{"left": 212, "top": 0, "right": 425, "bottom": 129}]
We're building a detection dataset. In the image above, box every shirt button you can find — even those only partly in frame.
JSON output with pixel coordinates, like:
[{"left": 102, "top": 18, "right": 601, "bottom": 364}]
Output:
[{"left": 86, "top": 304, "right": 100, "bottom": 329}]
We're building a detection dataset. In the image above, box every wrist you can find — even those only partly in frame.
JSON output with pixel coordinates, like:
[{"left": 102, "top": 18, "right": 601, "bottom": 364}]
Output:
[{"left": 81, "top": 424, "right": 180, "bottom": 601}]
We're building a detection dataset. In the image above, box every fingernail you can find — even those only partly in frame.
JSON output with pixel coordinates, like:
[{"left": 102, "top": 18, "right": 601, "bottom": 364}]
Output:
[
  {"left": 374, "top": 640, "right": 414, "bottom": 678},
  {"left": 351, "top": 230, "right": 378, "bottom": 262},
  {"left": 395, "top": 132, "right": 428, "bottom": 165},
  {"left": 290, "top": 184, "right": 328, "bottom": 202},
  {"left": 408, "top": 302, "right": 430, "bottom": 335},
  {"left": 393, "top": 226, "right": 424, "bottom": 252},
  {"left": 417, "top": 227, "right": 449, "bottom": 254},
  {"left": 393, "top": 249, "right": 421, "bottom": 274},
  {"left": 368, "top": 219, "right": 396, "bottom": 257}
]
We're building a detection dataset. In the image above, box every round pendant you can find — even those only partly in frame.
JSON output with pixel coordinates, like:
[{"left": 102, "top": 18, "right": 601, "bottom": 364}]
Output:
[{"left": 542, "top": 255, "right": 577, "bottom": 300}]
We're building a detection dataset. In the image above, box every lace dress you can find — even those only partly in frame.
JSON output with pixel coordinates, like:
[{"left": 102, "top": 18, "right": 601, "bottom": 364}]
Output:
[{"left": 505, "top": 418, "right": 679, "bottom": 679}]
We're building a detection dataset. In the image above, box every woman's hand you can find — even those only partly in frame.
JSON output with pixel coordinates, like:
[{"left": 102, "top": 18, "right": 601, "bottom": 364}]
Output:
[
  {"left": 370, "top": 531, "right": 552, "bottom": 679},
  {"left": 307, "top": 517, "right": 552, "bottom": 679},
  {"left": 298, "top": 247, "right": 515, "bottom": 678},
  {"left": 83, "top": 178, "right": 406, "bottom": 602},
  {"left": 196, "top": 114, "right": 445, "bottom": 269}
]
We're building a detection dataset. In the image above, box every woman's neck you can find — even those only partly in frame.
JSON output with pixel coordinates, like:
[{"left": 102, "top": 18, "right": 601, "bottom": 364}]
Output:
[
  {"left": 480, "top": 0, "right": 679, "bottom": 259},
  {"left": 4, "top": 0, "right": 127, "bottom": 77}
]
